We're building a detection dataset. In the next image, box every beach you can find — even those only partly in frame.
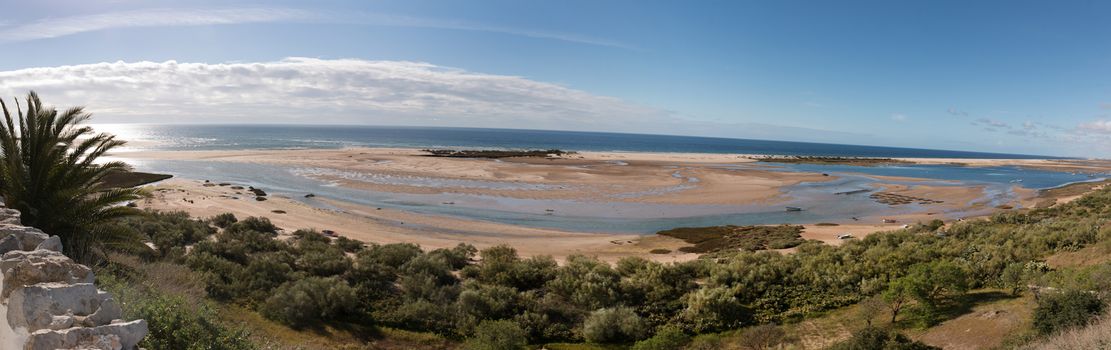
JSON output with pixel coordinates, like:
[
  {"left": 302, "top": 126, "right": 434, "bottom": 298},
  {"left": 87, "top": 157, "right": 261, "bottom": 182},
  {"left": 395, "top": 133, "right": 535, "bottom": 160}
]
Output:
[{"left": 120, "top": 147, "right": 1111, "bottom": 262}]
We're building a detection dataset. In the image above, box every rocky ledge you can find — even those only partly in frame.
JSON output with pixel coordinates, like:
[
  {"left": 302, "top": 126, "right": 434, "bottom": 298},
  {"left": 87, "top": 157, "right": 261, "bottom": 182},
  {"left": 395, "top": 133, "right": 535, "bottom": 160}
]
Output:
[{"left": 0, "top": 206, "right": 148, "bottom": 350}]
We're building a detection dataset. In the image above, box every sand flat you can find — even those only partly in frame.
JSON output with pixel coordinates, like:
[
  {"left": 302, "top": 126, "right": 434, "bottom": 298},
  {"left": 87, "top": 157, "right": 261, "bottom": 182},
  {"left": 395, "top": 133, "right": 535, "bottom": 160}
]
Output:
[{"left": 123, "top": 147, "right": 1111, "bottom": 261}]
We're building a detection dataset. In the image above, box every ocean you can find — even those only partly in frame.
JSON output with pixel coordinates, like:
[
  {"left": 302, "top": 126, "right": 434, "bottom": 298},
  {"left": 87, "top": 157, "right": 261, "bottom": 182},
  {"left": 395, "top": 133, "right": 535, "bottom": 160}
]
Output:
[
  {"left": 98, "top": 124, "right": 1063, "bottom": 159},
  {"left": 101, "top": 124, "right": 1102, "bottom": 233}
]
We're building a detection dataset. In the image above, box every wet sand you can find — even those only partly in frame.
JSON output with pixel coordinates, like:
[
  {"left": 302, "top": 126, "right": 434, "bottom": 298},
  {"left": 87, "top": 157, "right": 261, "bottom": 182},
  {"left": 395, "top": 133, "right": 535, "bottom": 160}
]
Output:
[{"left": 122, "top": 148, "right": 1111, "bottom": 262}]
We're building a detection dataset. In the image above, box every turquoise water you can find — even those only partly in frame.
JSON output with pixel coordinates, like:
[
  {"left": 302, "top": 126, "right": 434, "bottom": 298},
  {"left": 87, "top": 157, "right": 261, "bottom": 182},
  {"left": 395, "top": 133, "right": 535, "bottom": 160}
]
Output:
[{"left": 105, "top": 124, "right": 1103, "bottom": 233}]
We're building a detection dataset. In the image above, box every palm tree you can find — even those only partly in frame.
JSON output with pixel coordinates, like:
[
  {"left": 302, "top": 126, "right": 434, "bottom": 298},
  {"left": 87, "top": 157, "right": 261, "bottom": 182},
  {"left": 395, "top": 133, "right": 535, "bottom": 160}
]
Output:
[{"left": 0, "top": 91, "right": 145, "bottom": 262}]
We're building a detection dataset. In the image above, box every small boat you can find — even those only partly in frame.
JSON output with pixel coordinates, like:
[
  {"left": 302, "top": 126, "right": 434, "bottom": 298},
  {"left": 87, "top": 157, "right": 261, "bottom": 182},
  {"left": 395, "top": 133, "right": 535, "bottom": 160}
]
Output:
[{"left": 785, "top": 206, "right": 803, "bottom": 212}]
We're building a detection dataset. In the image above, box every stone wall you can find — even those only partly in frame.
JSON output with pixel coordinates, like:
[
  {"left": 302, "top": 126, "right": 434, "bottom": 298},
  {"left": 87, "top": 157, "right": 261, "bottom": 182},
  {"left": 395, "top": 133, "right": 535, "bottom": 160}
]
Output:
[{"left": 0, "top": 206, "right": 148, "bottom": 350}]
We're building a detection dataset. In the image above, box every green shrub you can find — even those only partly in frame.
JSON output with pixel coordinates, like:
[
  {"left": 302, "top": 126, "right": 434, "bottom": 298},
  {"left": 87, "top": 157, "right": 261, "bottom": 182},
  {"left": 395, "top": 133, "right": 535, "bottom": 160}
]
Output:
[
  {"left": 334, "top": 236, "right": 365, "bottom": 252},
  {"left": 464, "top": 319, "right": 528, "bottom": 350},
  {"left": 1033, "top": 289, "right": 1105, "bottom": 335},
  {"left": 828, "top": 327, "right": 939, "bottom": 350},
  {"left": 429, "top": 243, "right": 477, "bottom": 269},
  {"left": 260, "top": 276, "right": 358, "bottom": 328},
  {"left": 295, "top": 247, "right": 352, "bottom": 277},
  {"left": 211, "top": 213, "right": 238, "bottom": 228},
  {"left": 132, "top": 294, "right": 255, "bottom": 350},
  {"left": 362, "top": 243, "right": 424, "bottom": 268},
  {"left": 546, "top": 255, "right": 621, "bottom": 310},
  {"left": 101, "top": 274, "right": 254, "bottom": 350},
  {"left": 581, "top": 307, "right": 647, "bottom": 343},
  {"left": 681, "top": 286, "right": 749, "bottom": 333},
  {"left": 226, "top": 216, "right": 278, "bottom": 234},
  {"left": 630, "top": 326, "right": 689, "bottom": 350}
]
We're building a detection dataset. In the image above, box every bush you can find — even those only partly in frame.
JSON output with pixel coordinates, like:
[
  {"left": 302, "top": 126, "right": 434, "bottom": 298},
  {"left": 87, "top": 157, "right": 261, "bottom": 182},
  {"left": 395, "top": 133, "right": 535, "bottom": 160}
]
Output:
[
  {"left": 581, "top": 307, "right": 648, "bottom": 343},
  {"left": 828, "top": 327, "right": 939, "bottom": 350},
  {"left": 464, "top": 319, "right": 528, "bottom": 350},
  {"left": 681, "top": 286, "right": 749, "bottom": 333},
  {"left": 362, "top": 243, "right": 424, "bottom": 268},
  {"left": 211, "top": 213, "right": 238, "bottom": 228},
  {"left": 1033, "top": 290, "right": 1105, "bottom": 335},
  {"left": 260, "top": 276, "right": 358, "bottom": 328},
  {"left": 226, "top": 216, "right": 278, "bottom": 234},
  {"left": 735, "top": 324, "right": 792, "bottom": 349},
  {"left": 631, "top": 326, "right": 689, "bottom": 350},
  {"left": 101, "top": 274, "right": 254, "bottom": 350},
  {"left": 132, "top": 294, "right": 255, "bottom": 350},
  {"left": 334, "top": 236, "right": 365, "bottom": 252}
]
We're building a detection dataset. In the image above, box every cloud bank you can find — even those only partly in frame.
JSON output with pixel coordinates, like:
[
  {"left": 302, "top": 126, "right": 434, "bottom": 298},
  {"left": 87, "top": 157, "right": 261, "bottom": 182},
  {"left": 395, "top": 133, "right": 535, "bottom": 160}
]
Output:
[
  {"left": 0, "top": 58, "right": 883, "bottom": 144},
  {"left": 0, "top": 58, "right": 674, "bottom": 130},
  {"left": 0, "top": 7, "right": 633, "bottom": 49}
]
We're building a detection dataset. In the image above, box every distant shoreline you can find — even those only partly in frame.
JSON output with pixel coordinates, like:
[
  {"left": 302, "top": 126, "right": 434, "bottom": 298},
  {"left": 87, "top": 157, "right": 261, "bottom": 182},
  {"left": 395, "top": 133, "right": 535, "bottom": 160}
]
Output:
[
  {"left": 94, "top": 124, "right": 1073, "bottom": 160},
  {"left": 111, "top": 146, "right": 1111, "bottom": 262}
]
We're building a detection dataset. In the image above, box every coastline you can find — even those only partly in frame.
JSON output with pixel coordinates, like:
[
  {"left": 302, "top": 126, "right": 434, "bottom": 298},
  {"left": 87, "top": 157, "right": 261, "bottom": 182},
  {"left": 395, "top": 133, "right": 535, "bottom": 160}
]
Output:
[{"left": 118, "top": 147, "right": 1111, "bottom": 262}]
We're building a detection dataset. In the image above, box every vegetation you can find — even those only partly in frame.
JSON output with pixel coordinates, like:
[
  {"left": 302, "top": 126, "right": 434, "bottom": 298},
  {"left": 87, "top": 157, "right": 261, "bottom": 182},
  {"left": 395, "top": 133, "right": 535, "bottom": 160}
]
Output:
[
  {"left": 0, "top": 91, "right": 144, "bottom": 262},
  {"left": 98, "top": 170, "right": 173, "bottom": 189},
  {"left": 1031, "top": 290, "right": 1105, "bottom": 335},
  {"left": 828, "top": 327, "right": 939, "bottom": 350},
  {"left": 656, "top": 224, "right": 805, "bottom": 253},
  {"left": 464, "top": 320, "right": 528, "bottom": 350},
  {"left": 99, "top": 262, "right": 255, "bottom": 350},
  {"left": 10, "top": 91, "right": 1111, "bottom": 348},
  {"left": 75, "top": 183, "right": 1111, "bottom": 348},
  {"left": 423, "top": 149, "right": 574, "bottom": 158}
]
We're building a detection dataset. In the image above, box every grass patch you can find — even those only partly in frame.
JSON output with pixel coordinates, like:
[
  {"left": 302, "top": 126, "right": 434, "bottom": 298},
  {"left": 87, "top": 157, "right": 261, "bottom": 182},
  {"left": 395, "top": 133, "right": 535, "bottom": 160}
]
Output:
[
  {"left": 649, "top": 248, "right": 672, "bottom": 254},
  {"left": 815, "top": 222, "right": 840, "bottom": 226},
  {"left": 657, "top": 224, "right": 805, "bottom": 253}
]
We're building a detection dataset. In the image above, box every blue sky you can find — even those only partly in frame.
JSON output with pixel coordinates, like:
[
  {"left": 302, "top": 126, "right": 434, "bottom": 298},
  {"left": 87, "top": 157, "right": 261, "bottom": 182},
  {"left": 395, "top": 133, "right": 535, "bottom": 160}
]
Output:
[{"left": 0, "top": 0, "right": 1109, "bottom": 157}]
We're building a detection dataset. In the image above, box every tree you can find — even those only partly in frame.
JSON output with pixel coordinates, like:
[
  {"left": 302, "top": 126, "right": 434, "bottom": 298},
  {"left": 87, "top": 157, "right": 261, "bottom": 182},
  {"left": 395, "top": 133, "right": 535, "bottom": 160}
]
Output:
[
  {"left": 857, "top": 296, "right": 886, "bottom": 327},
  {"left": 883, "top": 260, "right": 971, "bottom": 325},
  {"left": 882, "top": 280, "right": 913, "bottom": 324},
  {"left": 0, "top": 91, "right": 144, "bottom": 261}
]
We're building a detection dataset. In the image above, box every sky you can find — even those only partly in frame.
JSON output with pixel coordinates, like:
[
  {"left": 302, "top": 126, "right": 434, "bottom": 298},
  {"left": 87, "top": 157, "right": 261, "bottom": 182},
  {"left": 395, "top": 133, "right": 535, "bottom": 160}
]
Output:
[{"left": 0, "top": 0, "right": 1109, "bottom": 157}]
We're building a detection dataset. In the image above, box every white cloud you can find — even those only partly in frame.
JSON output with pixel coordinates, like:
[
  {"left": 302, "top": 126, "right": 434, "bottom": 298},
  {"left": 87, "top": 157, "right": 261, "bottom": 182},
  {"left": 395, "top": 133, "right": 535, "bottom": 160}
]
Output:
[
  {"left": 0, "top": 58, "right": 670, "bottom": 129},
  {"left": 890, "top": 113, "right": 907, "bottom": 122},
  {"left": 0, "top": 8, "right": 314, "bottom": 42},
  {"left": 1078, "top": 120, "right": 1111, "bottom": 134},
  {"left": 0, "top": 58, "right": 889, "bottom": 144},
  {"left": 0, "top": 7, "right": 634, "bottom": 49}
]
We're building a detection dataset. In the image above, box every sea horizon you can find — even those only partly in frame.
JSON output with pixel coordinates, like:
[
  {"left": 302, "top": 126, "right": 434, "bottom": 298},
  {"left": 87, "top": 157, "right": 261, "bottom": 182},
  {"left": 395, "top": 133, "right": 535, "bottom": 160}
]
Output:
[{"left": 94, "top": 123, "right": 1074, "bottom": 160}]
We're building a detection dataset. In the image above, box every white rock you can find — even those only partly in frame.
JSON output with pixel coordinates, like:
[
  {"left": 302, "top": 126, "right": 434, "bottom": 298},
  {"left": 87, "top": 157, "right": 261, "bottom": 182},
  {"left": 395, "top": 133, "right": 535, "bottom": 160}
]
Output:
[
  {"left": 35, "top": 236, "right": 62, "bottom": 252},
  {"left": 86, "top": 298, "right": 123, "bottom": 327},
  {"left": 0, "top": 249, "right": 94, "bottom": 298},
  {"left": 48, "top": 314, "right": 75, "bottom": 330},
  {"left": 0, "top": 234, "right": 20, "bottom": 254},
  {"left": 7, "top": 282, "right": 101, "bottom": 331},
  {"left": 0, "top": 208, "right": 21, "bottom": 224},
  {"left": 25, "top": 319, "right": 148, "bottom": 350},
  {"left": 0, "top": 224, "right": 48, "bottom": 250}
]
